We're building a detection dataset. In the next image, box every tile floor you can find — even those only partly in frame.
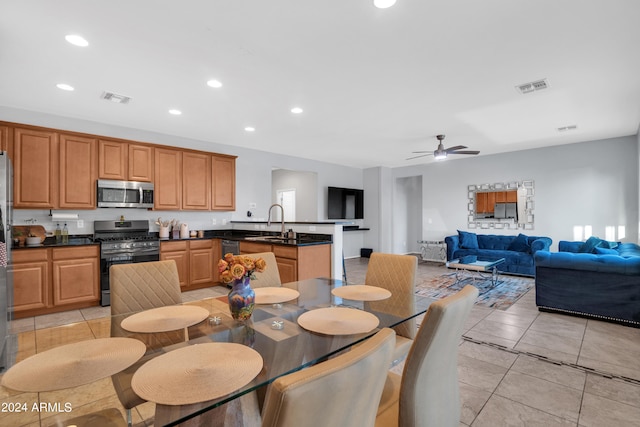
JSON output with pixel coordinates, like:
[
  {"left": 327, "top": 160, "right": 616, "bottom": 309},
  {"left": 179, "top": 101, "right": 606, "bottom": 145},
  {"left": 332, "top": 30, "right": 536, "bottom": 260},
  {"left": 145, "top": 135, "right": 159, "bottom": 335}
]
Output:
[{"left": 2, "top": 257, "right": 640, "bottom": 426}]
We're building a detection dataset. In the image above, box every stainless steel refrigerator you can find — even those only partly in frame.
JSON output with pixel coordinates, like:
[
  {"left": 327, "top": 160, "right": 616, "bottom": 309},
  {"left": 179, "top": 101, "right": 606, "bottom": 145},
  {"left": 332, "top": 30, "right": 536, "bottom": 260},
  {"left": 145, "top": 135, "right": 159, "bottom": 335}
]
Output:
[{"left": 0, "top": 152, "right": 12, "bottom": 371}]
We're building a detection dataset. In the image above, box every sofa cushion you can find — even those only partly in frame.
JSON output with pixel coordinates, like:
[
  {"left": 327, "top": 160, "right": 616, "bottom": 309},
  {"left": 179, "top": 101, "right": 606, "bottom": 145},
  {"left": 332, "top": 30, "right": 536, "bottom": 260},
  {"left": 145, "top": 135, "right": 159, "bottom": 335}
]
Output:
[
  {"left": 507, "top": 233, "right": 530, "bottom": 253},
  {"left": 594, "top": 247, "right": 618, "bottom": 255},
  {"left": 457, "top": 230, "right": 478, "bottom": 249},
  {"left": 579, "top": 236, "right": 607, "bottom": 253}
]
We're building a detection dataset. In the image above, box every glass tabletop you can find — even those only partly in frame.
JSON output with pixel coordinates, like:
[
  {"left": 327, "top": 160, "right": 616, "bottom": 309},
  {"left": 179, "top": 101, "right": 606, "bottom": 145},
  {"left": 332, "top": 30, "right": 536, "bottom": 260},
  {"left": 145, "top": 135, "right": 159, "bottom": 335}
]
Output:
[{"left": 2, "top": 277, "right": 433, "bottom": 426}]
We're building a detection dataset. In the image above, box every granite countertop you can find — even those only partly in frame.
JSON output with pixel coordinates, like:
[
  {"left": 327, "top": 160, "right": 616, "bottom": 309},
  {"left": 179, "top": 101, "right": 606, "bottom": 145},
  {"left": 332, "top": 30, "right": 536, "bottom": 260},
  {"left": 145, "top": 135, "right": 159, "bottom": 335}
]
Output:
[
  {"left": 13, "top": 236, "right": 97, "bottom": 249},
  {"left": 160, "top": 230, "right": 332, "bottom": 247}
]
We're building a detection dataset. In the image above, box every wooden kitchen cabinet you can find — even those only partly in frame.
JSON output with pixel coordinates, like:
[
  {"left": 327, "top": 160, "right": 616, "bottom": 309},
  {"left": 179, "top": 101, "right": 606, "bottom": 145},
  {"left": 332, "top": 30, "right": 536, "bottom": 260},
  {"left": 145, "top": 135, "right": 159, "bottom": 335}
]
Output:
[
  {"left": 212, "top": 155, "right": 235, "bottom": 210},
  {"left": 161, "top": 239, "right": 216, "bottom": 290},
  {"left": 10, "top": 245, "right": 100, "bottom": 318},
  {"left": 189, "top": 239, "right": 214, "bottom": 285},
  {"left": 160, "top": 241, "right": 189, "bottom": 288},
  {"left": 99, "top": 140, "right": 154, "bottom": 182},
  {"left": 154, "top": 148, "right": 182, "bottom": 210},
  {"left": 12, "top": 127, "right": 58, "bottom": 208},
  {"left": 59, "top": 133, "right": 97, "bottom": 209},
  {"left": 10, "top": 249, "right": 50, "bottom": 314},
  {"left": 183, "top": 152, "right": 211, "bottom": 210},
  {"left": 0, "top": 125, "right": 9, "bottom": 152},
  {"left": 240, "top": 242, "right": 332, "bottom": 284},
  {"left": 52, "top": 246, "right": 100, "bottom": 306}
]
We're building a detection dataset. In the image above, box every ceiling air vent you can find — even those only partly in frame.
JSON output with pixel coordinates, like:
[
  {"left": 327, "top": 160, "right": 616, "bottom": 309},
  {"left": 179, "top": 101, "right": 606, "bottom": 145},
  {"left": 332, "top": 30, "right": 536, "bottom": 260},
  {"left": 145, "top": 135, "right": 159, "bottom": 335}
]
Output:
[
  {"left": 557, "top": 125, "right": 577, "bottom": 132},
  {"left": 515, "top": 78, "right": 549, "bottom": 95},
  {"left": 100, "top": 91, "right": 132, "bottom": 104}
]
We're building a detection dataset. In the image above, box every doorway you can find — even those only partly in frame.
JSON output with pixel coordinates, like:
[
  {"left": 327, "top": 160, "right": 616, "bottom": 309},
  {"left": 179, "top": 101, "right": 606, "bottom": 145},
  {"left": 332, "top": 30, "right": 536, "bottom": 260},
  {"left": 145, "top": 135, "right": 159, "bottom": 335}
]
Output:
[{"left": 276, "top": 189, "right": 296, "bottom": 222}]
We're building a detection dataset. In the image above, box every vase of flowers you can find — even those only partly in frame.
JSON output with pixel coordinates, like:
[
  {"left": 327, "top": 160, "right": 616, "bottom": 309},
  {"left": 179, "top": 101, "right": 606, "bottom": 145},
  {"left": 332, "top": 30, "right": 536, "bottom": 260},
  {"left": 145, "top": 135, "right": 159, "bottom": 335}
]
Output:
[{"left": 218, "top": 253, "right": 266, "bottom": 322}]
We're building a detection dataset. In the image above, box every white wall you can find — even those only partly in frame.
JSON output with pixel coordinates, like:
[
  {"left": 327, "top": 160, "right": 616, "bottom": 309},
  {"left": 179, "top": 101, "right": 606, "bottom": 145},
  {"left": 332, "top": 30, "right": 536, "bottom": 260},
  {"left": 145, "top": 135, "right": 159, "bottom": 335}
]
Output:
[
  {"left": 390, "top": 136, "right": 639, "bottom": 249},
  {"left": 393, "top": 175, "right": 422, "bottom": 254},
  {"left": 271, "top": 169, "right": 318, "bottom": 222}
]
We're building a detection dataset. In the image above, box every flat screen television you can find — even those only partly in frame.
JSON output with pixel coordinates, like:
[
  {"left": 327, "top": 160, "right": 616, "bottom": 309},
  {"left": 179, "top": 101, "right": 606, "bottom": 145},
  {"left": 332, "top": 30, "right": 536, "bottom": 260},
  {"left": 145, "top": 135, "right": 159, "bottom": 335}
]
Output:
[{"left": 328, "top": 186, "right": 364, "bottom": 219}]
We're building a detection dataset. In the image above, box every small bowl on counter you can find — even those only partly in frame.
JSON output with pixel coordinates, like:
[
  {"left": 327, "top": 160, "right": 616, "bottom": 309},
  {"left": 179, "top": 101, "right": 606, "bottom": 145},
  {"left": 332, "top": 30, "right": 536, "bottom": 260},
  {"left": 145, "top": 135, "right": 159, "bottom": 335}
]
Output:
[{"left": 25, "top": 236, "right": 44, "bottom": 246}]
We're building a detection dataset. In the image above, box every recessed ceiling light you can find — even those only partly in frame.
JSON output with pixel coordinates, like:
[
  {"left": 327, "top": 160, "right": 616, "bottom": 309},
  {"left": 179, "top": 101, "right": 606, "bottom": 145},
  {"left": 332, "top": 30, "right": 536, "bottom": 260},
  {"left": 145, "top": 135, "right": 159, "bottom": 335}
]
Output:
[
  {"left": 207, "top": 79, "right": 223, "bottom": 88},
  {"left": 169, "top": 109, "right": 182, "bottom": 115},
  {"left": 244, "top": 127, "right": 255, "bottom": 132},
  {"left": 374, "top": 0, "right": 397, "bottom": 8},
  {"left": 65, "top": 34, "right": 89, "bottom": 47},
  {"left": 56, "top": 83, "right": 74, "bottom": 91},
  {"left": 290, "top": 107, "right": 303, "bottom": 114}
]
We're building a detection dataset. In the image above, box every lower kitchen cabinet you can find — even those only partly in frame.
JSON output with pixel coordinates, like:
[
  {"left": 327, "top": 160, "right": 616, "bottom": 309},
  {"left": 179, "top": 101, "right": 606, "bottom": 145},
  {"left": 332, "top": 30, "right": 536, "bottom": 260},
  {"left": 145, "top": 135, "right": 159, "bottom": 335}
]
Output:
[
  {"left": 52, "top": 247, "right": 100, "bottom": 306},
  {"left": 10, "top": 245, "right": 100, "bottom": 319},
  {"left": 161, "top": 239, "right": 219, "bottom": 290},
  {"left": 239, "top": 242, "right": 331, "bottom": 283},
  {"left": 11, "top": 249, "right": 49, "bottom": 314}
]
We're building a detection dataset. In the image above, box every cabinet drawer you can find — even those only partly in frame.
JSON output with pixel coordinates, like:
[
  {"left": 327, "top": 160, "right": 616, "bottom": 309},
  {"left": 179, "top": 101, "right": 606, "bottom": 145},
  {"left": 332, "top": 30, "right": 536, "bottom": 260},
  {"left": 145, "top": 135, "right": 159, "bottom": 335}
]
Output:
[
  {"left": 273, "top": 245, "right": 297, "bottom": 260},
  {"left": 161, "top": 240, "right": 188, "bottom": 252},
  {"left": 189, "top": 239, "right": 213, "bottom": 250},
  {"left": 53, "top": 245, "right": 99, "bottom": 260},
  {"left": 239, "top": 241, "right": 272, "bottom": 254},
  {"left": 13, "top": 248, "right": 49, "bottom": 263}
]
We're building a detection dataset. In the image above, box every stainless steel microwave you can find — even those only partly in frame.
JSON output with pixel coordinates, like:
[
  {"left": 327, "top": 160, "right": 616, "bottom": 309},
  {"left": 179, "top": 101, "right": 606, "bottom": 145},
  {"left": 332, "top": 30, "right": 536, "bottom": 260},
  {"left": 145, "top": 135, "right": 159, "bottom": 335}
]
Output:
[{"left": 97, "top": 180, "right": 154, "bottom": 208}]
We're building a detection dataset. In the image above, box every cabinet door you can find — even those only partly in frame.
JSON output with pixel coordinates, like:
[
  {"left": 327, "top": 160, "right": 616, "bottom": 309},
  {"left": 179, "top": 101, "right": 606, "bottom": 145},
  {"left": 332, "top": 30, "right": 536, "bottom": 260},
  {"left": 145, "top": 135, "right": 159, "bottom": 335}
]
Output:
[
  {"left": 98, "top": 139, "right": 127, "bottom": 180},
  {"left": 154, "top": 148, "right": 182, "bottom": 210},
  {"left": 486, "top": 192, "right": 496, "bottom": 214},
  {"left": 275, "top": 257, "right": 297, "bottom": 283},
  {"left": 239, "top": 241, "right": 272, "bottom": 254},
  {"left": 161, "top": 251, "right": 189, "bottom": 288},
  {"left": 59, "top": 133, "right": 97, "bottom": 209},
  {"left": 183, "top": 152, "right": 211, "bottom": 210},
  {"left": 190, "top": 247, "right": 214, "bottom": 285},
  {"left": 13, "top": 127, "right": 58, "bottom": 208},
  {"left": 129, "top": 144, "right": 153, "bottom": 182},
  {"left": 10, "top": 261, "right": 49, "bottom": 312},
  {"left": 52, "top": 257, "right": 99, "bottom": 306},
  {"left": 211, "top": 155, "right": 235, "bottom": 210},
  {"left": 0, "top": 125, "right": 10, "bottom": 153}
]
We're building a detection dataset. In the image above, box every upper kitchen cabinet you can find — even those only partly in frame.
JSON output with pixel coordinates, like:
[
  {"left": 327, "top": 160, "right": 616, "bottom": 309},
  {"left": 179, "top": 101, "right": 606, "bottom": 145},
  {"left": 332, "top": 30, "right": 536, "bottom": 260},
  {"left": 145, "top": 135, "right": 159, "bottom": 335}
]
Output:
[
  {"left": 212, "top": 154, "right": 236, "bottom": 210},
  {"left": 154, "top": 148, "right": 182, "bottom": 210},
  {"left": 0, "top": 125, "right": 10, "bottom": 152},
  {"left": 182, "top": 151, "right": 211, "bottom": 210},
  {"left": 59, "top": 133, "right": 97, "bottom": 209},
  {"left": 99, "top": 140, "right": 153, "bottom": 182},
  {"left": 13, "top": 127, "right": 58, "bottom": 208}
]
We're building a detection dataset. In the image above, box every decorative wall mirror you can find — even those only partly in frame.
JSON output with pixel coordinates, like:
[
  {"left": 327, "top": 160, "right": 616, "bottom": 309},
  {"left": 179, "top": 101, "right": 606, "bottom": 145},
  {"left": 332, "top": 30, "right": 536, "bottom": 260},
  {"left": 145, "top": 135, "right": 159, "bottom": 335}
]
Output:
[{"left": 467, "top": 180, "right": 535, "bottom": 230}]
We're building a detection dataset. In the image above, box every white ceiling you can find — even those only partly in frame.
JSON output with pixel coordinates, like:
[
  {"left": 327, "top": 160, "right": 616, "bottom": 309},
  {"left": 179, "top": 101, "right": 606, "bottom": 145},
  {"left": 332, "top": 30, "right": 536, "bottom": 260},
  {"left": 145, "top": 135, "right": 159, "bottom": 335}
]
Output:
[{"left": 1, "top": 1, "right": 639, "bottom": 169}]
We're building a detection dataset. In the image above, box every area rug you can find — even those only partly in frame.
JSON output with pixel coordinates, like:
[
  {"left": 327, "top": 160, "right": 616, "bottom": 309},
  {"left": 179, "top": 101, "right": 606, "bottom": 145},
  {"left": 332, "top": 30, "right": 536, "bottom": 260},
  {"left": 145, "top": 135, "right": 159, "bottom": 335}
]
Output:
[{"left": 415, "top": 272, "right": 534, "bottom": 310}]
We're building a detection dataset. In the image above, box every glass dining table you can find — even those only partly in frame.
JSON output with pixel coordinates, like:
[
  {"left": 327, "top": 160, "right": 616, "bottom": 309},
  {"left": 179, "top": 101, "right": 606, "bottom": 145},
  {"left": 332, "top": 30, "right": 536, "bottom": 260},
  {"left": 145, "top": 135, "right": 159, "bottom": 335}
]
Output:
[{"left": 1, "top": 278, "right": 434, "bottom": 427}]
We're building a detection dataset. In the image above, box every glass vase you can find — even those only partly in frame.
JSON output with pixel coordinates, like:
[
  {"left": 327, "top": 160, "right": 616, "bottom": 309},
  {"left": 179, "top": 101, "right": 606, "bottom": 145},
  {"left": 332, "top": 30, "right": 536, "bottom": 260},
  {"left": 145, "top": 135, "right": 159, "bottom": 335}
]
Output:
[{"left": 227, "top": 276, "right": 255, "bottom": 322}]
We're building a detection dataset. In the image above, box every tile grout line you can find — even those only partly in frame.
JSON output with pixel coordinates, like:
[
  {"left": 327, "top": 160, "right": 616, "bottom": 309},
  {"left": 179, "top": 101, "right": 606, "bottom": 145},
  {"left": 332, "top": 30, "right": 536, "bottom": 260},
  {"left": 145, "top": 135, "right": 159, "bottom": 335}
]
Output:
[{"left": 461, "top": 335, "right": 640, "bottom": 386}]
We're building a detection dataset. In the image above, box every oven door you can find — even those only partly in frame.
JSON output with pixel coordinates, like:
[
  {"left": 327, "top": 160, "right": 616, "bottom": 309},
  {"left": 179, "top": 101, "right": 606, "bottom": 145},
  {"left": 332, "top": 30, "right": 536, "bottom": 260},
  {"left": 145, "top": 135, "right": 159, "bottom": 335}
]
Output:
[{"left": 100, "top": 253, "right": 160, "bottom": 306}]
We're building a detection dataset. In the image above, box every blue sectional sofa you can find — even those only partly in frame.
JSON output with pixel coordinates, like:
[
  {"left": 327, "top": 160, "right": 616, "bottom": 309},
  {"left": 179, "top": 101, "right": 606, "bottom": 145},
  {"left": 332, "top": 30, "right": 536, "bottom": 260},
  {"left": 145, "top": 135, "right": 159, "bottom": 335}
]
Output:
[
  {"left": 534, "top": 238, "right": 640, "bottom": 327},
  {"left": 445, "top": 231, "right": 552, "bottom": 277}
]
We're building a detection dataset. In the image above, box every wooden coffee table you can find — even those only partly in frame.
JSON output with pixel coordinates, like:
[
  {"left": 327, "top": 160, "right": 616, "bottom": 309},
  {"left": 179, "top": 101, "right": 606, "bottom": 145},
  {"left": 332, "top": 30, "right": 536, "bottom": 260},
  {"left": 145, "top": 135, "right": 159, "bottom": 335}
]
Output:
[{"left": 446, "top": 258, "right": 505, "bottom": 287}]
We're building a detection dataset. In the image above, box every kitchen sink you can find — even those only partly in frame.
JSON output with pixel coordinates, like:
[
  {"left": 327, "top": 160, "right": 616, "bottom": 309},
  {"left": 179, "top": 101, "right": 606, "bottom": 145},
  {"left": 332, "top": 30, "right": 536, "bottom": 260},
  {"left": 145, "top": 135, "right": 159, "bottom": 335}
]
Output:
[{"left": 244, "top": 235, "right": 291, "bottom": 242}]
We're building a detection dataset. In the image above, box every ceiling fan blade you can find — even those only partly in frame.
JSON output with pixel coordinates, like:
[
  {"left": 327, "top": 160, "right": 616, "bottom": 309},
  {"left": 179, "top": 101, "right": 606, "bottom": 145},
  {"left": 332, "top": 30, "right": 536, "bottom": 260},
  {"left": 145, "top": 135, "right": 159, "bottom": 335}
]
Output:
[
  {"left": 444, "top": 145, "right": 467, "bottom": 153},
  {"left": 449, "top": 150, "right": 480, "bottom": 155},
  {"left": 411, "top": 150, "right": 431, "bottom": 154},
  {"left": 406, "top": 153, "right": 433, "bottom": 160}
]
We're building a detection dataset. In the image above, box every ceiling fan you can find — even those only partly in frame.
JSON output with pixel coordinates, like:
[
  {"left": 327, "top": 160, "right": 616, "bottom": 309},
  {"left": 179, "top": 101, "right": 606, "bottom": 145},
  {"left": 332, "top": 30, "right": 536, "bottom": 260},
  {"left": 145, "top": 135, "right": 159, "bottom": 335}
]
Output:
[{"left": 407, "top": 134, "right": 480, "bottom": 161}]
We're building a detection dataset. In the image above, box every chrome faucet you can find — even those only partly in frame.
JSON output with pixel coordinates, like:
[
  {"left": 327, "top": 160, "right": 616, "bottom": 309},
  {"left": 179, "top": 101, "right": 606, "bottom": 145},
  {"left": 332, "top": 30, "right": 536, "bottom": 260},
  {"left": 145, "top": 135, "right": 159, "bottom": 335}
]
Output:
[{"left": 267, "top": 203, "right": 286, "bottom": 238}]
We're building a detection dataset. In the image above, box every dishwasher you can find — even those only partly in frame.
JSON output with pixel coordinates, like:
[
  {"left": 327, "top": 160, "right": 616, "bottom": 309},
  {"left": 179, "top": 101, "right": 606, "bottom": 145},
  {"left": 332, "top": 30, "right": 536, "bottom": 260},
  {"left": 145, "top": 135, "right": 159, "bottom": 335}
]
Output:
[{"left": 221, "top": 239, "right": 240, "bottom": 256}]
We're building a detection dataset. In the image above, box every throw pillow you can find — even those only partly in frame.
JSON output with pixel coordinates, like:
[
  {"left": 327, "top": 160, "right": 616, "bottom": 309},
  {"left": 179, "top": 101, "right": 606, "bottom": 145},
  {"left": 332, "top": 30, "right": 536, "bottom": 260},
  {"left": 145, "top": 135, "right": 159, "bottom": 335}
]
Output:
[
  {"left": 457, "top": 230, "right": 479, "bottom": 249},
  {"left": 579, "top": 236, "right": 606, "bottom": 253},
  {"left": 594, "top": 247, "right": 618, "bottom": 255},
  {"left": 507, "top": 233, "right": 530, "bottom": 253}
]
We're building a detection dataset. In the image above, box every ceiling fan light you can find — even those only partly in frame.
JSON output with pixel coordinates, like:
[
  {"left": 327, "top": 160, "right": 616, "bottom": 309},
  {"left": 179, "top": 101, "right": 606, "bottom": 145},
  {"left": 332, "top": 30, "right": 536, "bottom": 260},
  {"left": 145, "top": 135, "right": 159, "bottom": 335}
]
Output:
[{"left": 434, "top": 152, "right": 447, "bottom": 160}]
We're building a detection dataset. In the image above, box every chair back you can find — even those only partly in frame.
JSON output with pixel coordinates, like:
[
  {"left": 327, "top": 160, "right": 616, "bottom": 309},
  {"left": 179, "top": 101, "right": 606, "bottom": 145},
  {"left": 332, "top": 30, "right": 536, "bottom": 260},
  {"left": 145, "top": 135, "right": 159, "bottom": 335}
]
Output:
[
  {"left": 364, "top": 253, "right": 418, "bottom": 340},
  {"left": 245, "top": 252, "right": 282, "bottom": 288},
  {"left": 399, "top": 285, "right": 478, "bottom": 427},
  {"left": 261, "top": 328, "right": 396, "bottom": 427}
]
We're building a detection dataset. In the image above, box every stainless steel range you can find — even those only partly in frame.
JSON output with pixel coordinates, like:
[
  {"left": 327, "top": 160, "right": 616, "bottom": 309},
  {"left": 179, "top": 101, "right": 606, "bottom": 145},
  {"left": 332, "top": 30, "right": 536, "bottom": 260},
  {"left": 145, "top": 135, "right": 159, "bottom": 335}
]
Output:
[{"left": 94, "top": 220, "right": 160, "bottom": 306}]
